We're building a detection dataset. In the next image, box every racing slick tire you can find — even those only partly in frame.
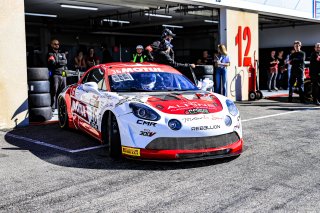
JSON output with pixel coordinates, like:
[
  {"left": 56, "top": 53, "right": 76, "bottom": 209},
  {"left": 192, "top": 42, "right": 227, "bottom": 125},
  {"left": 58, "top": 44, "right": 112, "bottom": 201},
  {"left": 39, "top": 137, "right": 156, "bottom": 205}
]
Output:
[
  {"left": 28, "top": 93, "right": 51, "bottom": 108},
  {"left": 58, "top": 97, "right": 69, "bottom": 129},
  {"left": 194, "top": 65, "right": 214, "bottom": 76},
  {"left": 28, "top": 81, "right": 50, "bottom": 94},
  {"left": 29, "top": 107, "right": 52, "bottom": 122},
  {"left": 27, "top": 67, "right": 49, "bottom": 81},
  {"left": 107, "top": 112, "right": 122, "bottom": 159}
]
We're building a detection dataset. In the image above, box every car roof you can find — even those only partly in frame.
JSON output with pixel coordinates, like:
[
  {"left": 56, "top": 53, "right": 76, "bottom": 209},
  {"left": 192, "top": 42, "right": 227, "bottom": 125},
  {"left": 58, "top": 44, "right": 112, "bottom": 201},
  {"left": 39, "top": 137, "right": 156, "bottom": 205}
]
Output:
[{"left": 100, "top": 62, "right": 182, "bottom": 76}]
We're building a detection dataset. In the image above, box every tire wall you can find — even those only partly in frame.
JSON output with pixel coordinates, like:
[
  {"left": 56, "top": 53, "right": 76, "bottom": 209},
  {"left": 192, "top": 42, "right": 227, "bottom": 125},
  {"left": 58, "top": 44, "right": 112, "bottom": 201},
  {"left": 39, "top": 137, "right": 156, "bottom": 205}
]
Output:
[{"left": 27, "top": 68, "right": 52, "bottom": 122}]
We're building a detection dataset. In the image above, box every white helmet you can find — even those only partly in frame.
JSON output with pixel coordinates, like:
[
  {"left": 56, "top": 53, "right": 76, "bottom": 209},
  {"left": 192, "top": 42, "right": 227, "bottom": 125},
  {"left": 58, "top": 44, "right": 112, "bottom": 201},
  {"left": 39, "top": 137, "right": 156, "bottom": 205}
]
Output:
[
  {"left": 136, "top": 45, "right": 143, "bottom": 49},
  {"left": 141, "top": 73, "right": 156, "bottom": 90}
]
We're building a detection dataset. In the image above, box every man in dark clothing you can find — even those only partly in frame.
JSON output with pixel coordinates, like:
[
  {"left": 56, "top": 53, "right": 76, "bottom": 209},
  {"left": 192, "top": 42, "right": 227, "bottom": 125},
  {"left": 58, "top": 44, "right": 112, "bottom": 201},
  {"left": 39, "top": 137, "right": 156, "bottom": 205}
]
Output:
[
  {"left": 309, "top": 43, "right": 320, "bottom": 105},
  {"left": 152, "top": 29, "right": 196, "bottom": 82},
  {"left": 288, "top": 41, "right": 305, "bottom": 103},
  {"left": 47, "top": 39, "right": 68, "bottom": 111},
  {"left": 131, "top": 45, "right": 148, "bottom": 63}
]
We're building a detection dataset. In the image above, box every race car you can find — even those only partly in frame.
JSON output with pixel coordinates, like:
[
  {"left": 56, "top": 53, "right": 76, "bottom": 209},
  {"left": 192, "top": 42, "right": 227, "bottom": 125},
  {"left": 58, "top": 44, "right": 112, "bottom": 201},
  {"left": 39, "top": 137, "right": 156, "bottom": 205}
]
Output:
[{"left": 58, "top": 62, "right": 243, "bottom": 161}]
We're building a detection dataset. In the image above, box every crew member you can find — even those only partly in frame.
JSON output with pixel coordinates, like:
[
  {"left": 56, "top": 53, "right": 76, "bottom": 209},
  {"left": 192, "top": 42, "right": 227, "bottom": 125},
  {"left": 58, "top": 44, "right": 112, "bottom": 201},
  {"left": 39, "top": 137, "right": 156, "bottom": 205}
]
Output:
[
  {"left": 310, "top": 43, "right": 320, "bottom": 105},
  {"left": 47, "top": 39, "right": 68, "bottom": 112},
  {"left": 288, "top": 41, "right": 305, "bottom": 103},
  {"left": 131, "top": 45, "right": 148, "bottom": 63}
]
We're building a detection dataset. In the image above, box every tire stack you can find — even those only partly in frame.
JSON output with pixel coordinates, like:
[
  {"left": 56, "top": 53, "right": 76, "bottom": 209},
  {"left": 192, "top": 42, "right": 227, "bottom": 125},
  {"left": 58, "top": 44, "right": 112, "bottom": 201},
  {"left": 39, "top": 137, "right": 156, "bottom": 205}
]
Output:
[
  {"left": 193, "top": 65, "right": 214, "bottom": 82},
  {"left": 27, "top": 68, "right": 52, "bottom": 122}
]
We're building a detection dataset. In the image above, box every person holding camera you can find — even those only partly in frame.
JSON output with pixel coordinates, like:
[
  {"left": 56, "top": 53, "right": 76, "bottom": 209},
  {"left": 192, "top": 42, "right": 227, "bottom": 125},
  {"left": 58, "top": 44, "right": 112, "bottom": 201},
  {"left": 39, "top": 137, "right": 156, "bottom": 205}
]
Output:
[{"left": 47, "top": 39, "right": 68, "bottom": 112}]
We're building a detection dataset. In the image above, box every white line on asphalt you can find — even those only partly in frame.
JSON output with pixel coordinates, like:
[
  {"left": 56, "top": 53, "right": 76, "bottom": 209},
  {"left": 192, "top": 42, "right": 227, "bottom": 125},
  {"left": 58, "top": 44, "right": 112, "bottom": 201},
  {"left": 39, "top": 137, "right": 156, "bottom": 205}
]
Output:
[
  {"left": 242, "top": 106, "right": 320, "bottom": 122},
  {"left": 0, "top": 131, "right": 107, "bottom": 153},
  {"left": 68, "top": 145, "right": 107, "bottom": 153}
]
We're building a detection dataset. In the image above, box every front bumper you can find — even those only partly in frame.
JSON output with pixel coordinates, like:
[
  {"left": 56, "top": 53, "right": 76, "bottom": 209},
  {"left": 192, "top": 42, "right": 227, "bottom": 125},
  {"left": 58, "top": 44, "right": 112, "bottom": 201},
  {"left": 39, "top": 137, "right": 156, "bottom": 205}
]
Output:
[{"left": 122, "top": 138, "right": 243, "bottom": 162}]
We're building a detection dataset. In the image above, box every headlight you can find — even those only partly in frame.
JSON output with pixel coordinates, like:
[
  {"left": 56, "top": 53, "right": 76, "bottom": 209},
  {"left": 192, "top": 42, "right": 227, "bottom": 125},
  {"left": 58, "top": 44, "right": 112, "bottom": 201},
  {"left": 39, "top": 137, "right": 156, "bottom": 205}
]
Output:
[
  {"left": 226, "top": 99, "right": 239, "bottom": 116},
  {"left": 129, "top": 103, "right": 160, "bottom": 121},
  {"left": 168, "top": 119, "right": 182, "bottom": 130}
]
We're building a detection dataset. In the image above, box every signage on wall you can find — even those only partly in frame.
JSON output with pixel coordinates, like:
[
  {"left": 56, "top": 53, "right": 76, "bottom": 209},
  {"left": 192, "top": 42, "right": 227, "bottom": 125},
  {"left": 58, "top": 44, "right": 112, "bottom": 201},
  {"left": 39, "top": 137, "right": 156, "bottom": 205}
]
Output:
[{"left": 235, "top": 26, "right": 252, "bottom": 67}]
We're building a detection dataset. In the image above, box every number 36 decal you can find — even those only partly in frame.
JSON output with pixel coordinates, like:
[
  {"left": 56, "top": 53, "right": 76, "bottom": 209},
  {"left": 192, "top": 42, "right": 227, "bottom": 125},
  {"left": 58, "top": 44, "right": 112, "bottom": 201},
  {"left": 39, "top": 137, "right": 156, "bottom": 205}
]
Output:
[{"left": 235, "top": 26, "right": 252, "bottom": 67}]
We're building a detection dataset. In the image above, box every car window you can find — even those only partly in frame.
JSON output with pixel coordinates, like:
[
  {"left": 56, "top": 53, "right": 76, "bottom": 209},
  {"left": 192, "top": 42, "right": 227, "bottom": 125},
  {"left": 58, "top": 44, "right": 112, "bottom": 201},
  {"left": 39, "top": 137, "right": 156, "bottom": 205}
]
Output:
[{"left": 82, "top": 68, "right": 104, "bottom": 86}]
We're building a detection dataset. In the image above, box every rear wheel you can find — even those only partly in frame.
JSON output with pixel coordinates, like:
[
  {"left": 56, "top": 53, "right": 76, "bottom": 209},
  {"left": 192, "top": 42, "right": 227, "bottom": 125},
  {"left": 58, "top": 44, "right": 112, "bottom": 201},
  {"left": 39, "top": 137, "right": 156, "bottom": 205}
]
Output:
[
  {"left": 58, "top": 97, "right": 69, "bottom": 129},
  {"left": 107, "top": 112, "right": 122, "bottom": 159}
]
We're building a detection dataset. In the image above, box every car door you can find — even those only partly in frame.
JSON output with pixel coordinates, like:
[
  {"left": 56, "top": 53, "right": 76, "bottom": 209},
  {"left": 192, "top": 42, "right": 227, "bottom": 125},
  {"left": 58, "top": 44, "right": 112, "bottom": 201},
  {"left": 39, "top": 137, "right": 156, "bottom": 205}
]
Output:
[{"left": 71, "top": 67, "right": 104, "bottom": 139}]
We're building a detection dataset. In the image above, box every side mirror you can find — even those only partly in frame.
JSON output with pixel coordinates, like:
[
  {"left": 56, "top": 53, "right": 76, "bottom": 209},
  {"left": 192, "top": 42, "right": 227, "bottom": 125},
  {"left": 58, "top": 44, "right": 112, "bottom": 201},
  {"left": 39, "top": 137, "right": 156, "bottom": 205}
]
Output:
[{"left": 83, "top": 82, "right": 99, "bottom": 93}]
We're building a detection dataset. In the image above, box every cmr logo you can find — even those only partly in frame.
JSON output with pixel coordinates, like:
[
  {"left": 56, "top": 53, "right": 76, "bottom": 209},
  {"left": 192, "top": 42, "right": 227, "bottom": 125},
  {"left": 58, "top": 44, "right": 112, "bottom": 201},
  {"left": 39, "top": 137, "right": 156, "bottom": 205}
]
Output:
[
  {"left": 71, "top": 98, "right": 89, "bottom": 121},
  {"left": 137, "top": 120, "right": 157, "bottom": 127}
]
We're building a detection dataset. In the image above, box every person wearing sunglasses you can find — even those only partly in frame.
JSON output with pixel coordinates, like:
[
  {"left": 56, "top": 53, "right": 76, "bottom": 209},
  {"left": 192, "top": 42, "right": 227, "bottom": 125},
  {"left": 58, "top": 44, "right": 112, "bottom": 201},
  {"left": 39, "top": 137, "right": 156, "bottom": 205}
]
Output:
[{"left": 47, "top": 39, "right": 68, "bottom": 112}]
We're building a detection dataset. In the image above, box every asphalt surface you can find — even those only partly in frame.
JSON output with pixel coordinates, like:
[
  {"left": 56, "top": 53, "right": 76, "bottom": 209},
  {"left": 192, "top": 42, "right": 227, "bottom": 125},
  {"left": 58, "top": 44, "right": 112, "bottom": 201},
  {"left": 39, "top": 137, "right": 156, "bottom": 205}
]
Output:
[{"left": 0, "top": 96, "right": 320, "bottom": 212}]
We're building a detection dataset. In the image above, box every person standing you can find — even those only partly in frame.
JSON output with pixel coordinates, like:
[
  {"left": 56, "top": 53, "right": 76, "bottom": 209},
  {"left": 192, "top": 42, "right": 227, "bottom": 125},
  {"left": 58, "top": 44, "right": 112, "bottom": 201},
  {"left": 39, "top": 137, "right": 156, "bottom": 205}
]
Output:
[
  {"left": 131, "top": 45, "right": 148, "bottom": 63},
  {"left": 309, "top": 43, "right": 320, "bottom": 105},
  {"left": 153, "top": 29, "right": 196, "bottom": 82},
  {"left": 86, "top": 47, "right": 100, "bottom": 68},
  {"left": 285, "top": 49, "right": 295, "bottom": 90},
  {"left": 74, "top": 50, "right": 86, "bottom": 71},
  {"left": 288, "top": 41, "right": 306, "bottom": 103},
  {"left": 214, "top": 44, "right": 230, "bottom": 96},
  {"left": 47, "top": 39, "right": 68, "bottom": 112},
  {"left": 197, "top": 50, "right": 213, "bottom": 65},
  {"left": 267, "top": 50, "right": 279, "bottom": 92},
  {"left": 276, "top": 50, "right": 286, "bottom": 90}
]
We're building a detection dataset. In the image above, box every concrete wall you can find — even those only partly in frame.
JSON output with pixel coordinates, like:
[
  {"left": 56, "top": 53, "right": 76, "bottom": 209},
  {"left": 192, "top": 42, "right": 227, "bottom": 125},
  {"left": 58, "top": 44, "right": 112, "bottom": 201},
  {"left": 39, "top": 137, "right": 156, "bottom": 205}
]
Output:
[
  {"left": 0, "top": 0, "right": 28, "bottom": 129},
  {"left": 259, "top": 24, "right": 320, "bottom": 48}
]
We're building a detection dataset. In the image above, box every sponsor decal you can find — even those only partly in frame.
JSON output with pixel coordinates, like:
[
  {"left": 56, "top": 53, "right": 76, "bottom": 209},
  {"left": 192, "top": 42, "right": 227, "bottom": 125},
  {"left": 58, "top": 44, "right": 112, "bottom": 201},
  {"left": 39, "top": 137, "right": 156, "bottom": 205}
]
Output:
[
  {"left": 137, "top": 120, "right": 157, "bottom": 127},
  {"left": 167, "top": 102, "right": 216, "bottom": 111},
  {"left": 181, "top": 115, "right": 223, "bottom": 123},
  {"left": 191, "top": 125, "right": 221, "bottom": 131},
  {"left": 122, "top": 146, "right": 140, "bottom": 156},
  {"left": 116, "top": 97, "right": 143, "bottom": 106},
  {"left": 140, "top": 129, "right": 156, "bottom": 137},
  {"left": 185, "top": 108, "right": 209, "bottom": 114},
  {"left": 71, "top": 98, "right": 89, "bottom": 122},
  {"left": 234, "top": 124, "right": 241, "bottom": 130},
  {"left": 90, "top": 108, "right": 99, "bottom": 129},
  {"left": 111, "top": 67, "right": 164, "bottom": 74},
  {"left": 112, "top": 73, "right": 134, "bottom": 82}
]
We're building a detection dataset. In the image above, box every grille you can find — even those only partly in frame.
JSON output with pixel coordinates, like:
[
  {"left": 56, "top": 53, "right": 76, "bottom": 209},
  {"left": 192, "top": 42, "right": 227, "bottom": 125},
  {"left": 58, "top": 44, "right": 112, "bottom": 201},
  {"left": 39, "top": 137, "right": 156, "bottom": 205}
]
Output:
[{"left": 145, "top": 132, "right": 240, "bottom": 150}]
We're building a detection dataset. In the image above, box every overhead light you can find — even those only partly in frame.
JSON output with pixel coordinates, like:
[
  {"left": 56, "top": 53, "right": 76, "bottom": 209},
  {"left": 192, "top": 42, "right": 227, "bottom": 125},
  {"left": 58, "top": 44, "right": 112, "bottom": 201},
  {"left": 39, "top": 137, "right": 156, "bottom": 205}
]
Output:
[
  {"left": 60, "top": 4, "right": 98, "bottom": 11},
  {"left": 162, "top": 24, "right": 183, "bottom": 29},
  {"left": 103, "top": 19, "right": 130, "bottom": 24},
  {"left": 144, "top": 13, "right": 172, "bottom": 18},
  {"left": 25, "top": 13, "right": 57, "bottom": 18},
  {"left": 204, "top": 20, "right": 219, "bottom": 23}
]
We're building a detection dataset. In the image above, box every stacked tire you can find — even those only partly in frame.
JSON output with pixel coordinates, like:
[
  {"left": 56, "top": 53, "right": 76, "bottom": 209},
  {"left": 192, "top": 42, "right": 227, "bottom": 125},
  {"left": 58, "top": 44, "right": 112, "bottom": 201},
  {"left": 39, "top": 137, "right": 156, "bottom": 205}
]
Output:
[
  {"left": 27, "top": 68, "right": 52, "bottom": 122},
  {"left": 193, "top": 65, "right": 214, "bottom": 82}
]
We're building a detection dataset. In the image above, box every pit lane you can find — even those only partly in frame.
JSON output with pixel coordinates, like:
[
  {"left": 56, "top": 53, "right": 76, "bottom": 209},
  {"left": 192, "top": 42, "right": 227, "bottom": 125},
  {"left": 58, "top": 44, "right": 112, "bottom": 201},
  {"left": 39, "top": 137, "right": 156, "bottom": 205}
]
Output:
[{"left": 0, "top": 97, "right": 320, "bottom": 212}]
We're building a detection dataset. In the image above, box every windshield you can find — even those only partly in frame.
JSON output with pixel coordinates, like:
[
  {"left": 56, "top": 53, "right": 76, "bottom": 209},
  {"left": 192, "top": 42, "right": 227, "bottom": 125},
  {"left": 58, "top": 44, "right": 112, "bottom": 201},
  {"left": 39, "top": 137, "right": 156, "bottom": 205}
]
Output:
[{"left": 109, "top": 72, "right": 198, "bottom": 92}]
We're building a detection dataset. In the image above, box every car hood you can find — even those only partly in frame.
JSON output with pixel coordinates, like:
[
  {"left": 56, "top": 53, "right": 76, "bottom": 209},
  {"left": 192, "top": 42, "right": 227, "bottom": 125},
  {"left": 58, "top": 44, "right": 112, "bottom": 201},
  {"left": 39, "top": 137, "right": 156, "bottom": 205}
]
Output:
[{"left": 124, "top": 91, "right": 223, "bottom": 115}]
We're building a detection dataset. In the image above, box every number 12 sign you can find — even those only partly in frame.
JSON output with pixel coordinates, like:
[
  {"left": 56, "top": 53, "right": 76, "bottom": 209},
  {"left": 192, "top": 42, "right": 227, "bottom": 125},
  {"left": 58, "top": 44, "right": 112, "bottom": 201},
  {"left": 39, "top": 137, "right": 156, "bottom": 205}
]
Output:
[{"left": 235, "top": 26, "right": 252, "bottom": 67}]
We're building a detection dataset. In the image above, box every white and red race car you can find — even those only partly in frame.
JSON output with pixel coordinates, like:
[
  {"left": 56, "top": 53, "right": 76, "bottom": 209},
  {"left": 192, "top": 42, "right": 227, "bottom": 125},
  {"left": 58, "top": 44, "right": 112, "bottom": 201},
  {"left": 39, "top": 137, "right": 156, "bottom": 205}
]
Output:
[{"left": 58, "top": 62, "right": 243, "bottom": 161}]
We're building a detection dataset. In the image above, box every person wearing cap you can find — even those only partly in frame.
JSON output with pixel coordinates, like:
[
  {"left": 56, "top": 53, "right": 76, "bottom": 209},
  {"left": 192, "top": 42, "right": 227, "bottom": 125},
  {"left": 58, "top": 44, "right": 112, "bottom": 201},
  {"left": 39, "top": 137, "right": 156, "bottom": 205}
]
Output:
[
  {"left": 131, "top": 45, "right": 148, "bottom": 63},
  {"left": 153, "top": 29, "right": 196, "bottom": 82}
]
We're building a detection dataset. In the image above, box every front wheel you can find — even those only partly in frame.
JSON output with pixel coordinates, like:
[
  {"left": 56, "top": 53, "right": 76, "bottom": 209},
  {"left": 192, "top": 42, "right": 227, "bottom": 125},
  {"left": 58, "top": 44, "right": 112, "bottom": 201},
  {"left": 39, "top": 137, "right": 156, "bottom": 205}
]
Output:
[
  {"left": 107, "top": 113, "right": 122, "bottom": 159},
  {"left": 58, "top": 97, "right": 69, "bottom": 129}
]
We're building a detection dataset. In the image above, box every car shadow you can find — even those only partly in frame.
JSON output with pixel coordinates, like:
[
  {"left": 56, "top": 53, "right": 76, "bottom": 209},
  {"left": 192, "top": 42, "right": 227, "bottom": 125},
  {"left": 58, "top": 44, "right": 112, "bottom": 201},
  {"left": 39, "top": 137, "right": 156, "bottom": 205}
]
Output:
[{"left": 3, "top": 124, "right": 241, "bottom": 171}]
